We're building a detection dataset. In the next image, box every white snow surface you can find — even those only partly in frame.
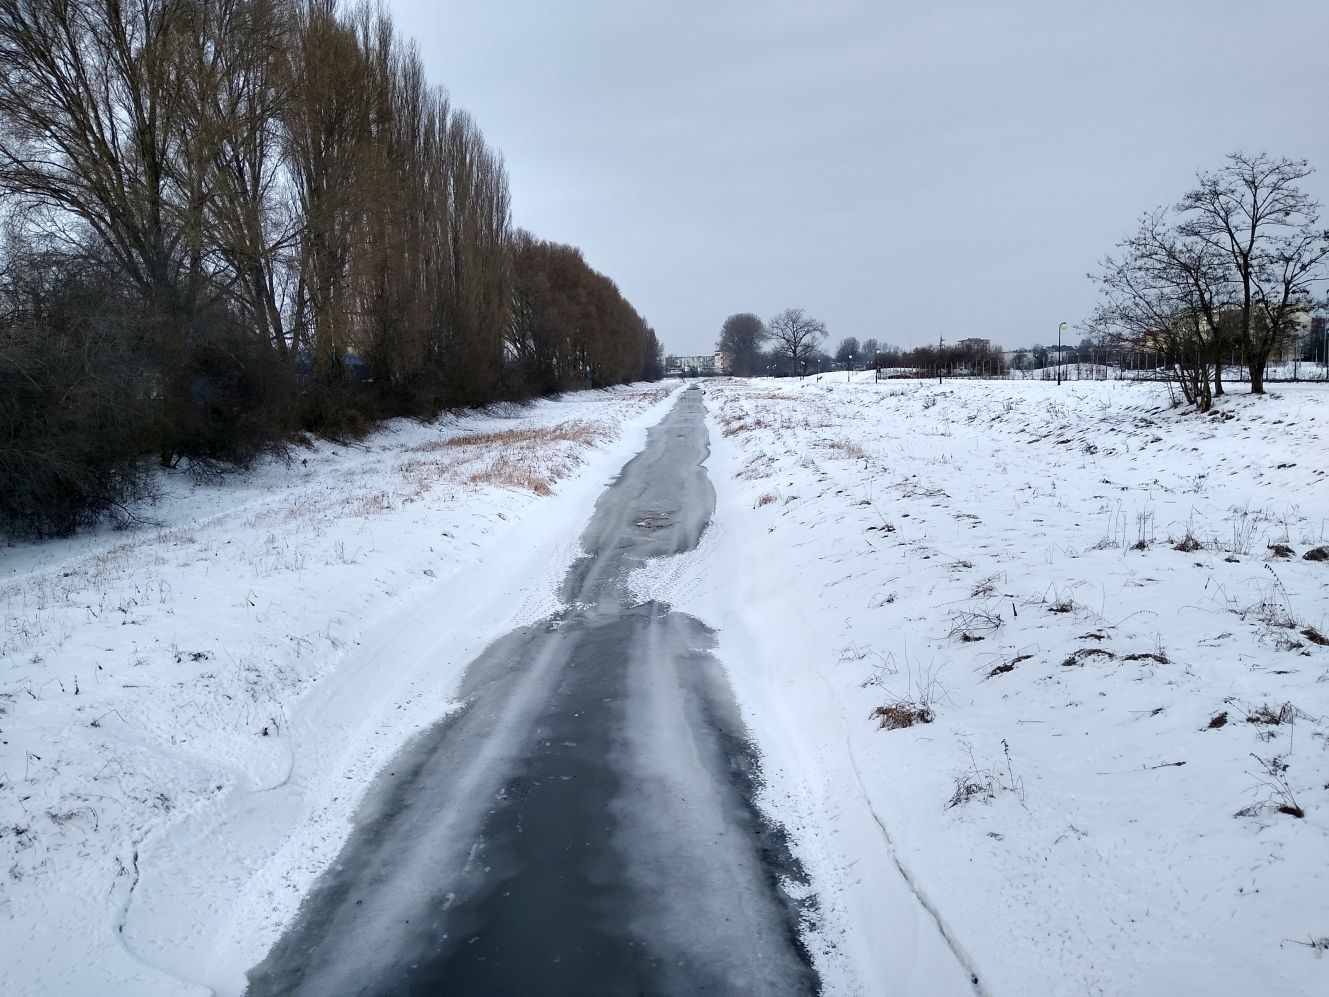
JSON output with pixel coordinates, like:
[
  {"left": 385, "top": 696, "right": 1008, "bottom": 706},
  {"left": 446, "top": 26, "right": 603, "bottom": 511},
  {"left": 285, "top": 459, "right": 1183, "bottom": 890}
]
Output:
[
  {"left": 630, "top": 377, "right": 1328, "bottom": 997},
  {"left": 7, "top": 373, "right": 1328, "bottom": 997},
  {"left": 0, "top": 383, "right": 681, "bottom": 997}
]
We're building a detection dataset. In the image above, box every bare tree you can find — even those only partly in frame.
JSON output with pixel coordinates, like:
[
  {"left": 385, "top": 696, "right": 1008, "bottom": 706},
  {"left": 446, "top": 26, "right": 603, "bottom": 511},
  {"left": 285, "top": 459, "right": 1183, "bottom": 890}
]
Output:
[
  {"left": 1178, "top": 152, "right": 1329, "bottom": 393},
  {"left": 0, "top": 0, "right": 657, "bottom": 534},
  {"left": 0, "top": 0, "right": 213, "bottom": 461},
  {"left": 715, "top": 313, "right": 768, "bottom": 376},
  {"left": 833, "top": 336, "right": 860, "bottom": 366},
  {"left": 768, "top": 307, "right": 827, "bottom": 375},
  {"left": 1093, "top": 209, "right": 1230, "bottom": 410}
]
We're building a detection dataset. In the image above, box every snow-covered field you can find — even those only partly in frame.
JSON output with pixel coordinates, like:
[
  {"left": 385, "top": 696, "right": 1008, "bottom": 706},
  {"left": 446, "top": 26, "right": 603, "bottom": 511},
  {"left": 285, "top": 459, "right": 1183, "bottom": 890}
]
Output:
[
  {"left": 640, "top": 376, "right": 1327, "bottom": 997},
  {"left": 5, "top": 372, "right": 1327, "bottom": 997},
  {"left": 0, "top": 383, "right": 681, "bottom": 997}
]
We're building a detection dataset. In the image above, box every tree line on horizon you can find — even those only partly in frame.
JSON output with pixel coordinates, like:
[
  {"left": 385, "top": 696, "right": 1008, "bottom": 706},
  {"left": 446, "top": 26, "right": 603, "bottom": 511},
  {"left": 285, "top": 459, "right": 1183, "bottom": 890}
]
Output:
[
  {"left": 713, "top": 310, "right": 1007, "bottom": 379},
  {"left": 714, "top": 309, "right": 839, "bottom": 376},
  {"left": 0, "top": 0, "right": 663, "bottom": 538}
]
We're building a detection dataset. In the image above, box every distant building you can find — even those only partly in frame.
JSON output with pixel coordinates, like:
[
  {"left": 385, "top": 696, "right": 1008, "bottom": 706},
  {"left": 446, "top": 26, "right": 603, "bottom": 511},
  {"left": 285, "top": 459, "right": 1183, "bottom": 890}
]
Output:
[
  {"left": 958, "top": 338, "right": 991, "bottom": 351},
  {"left": 666, "top": 354, "right": 716, "bottom": 376},
  {"left": 1308, "top": 316, "right": 1327, "bottom": 362}
]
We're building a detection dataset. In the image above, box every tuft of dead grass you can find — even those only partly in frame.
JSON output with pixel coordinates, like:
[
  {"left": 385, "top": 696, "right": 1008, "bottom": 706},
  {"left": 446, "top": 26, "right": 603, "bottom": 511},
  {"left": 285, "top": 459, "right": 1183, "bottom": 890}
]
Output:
[
  {"left": 721, "top": 417, "right": 771, "bottom": 438},
  {"left": 1300, "top": 627, "right": 1329, "bottom": 646},
  {"left": 1061, "top": 647, "right": 1116, "bottom": 667},
  {"left": 468, "top": 457, "right": 553, "bottom": 495},
  {"left": 1123, "top": 651, "right": 1170, "bottom": 664},
  {"left": 1246, "top": 701, "right": 1296, "bottom": 726},
  {"left": 987, "top": 653, "right": 1033, "bottom": 679},
  {"left": 871, "top": 700, "right": 935, "bottom": 730},
  {"left": 819, "top": 438, "right": 868, "bottom": 460}
]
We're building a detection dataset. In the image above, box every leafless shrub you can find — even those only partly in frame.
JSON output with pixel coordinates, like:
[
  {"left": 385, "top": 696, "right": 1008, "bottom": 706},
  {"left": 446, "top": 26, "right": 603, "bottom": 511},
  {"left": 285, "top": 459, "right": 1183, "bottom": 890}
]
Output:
[
  {"left": 1236, "top": 753, "right": 1304, "bottom": 819},
  {"left": 755, "top": 492, "right": 778, "bottom": 508},
  {"left": 970, "top": 573, "right": 1001, "bottom": 598},
  {"left": 1133, "top": 509, "right": 1154, "bottom": 550},
  {"left": 1246, "top": 702, "right": 1297, "bottom": 726},
  {"left": 948, "top": 739, "right": 1025, "bottom": 808},
  {"left": 1173, "top": 534, "right": 1203, "bottom": 552},
  {"left": 854, "top": 648, "right": 900, "bottom": 688},
  {"left": 947, "top": 607, "right": 1003, "bottom": 641},
  {"left": 871, "top": 663, "right": 946, "bottom": 729}
]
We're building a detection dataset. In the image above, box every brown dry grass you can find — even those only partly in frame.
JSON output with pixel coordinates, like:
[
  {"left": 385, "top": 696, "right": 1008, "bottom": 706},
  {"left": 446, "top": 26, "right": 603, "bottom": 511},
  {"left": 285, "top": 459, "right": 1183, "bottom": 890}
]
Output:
[
  {"left": 871, "top": 701, "right": 935, "bottom": 730},
  {"left": 468, "top": 456, "right": 554, "bottom": 495},
  {"left": 401, "top": 418, "right": 617, "bottom": 497},
  {"left": 1246, "top": 701, "right": 1296, "bottom": 726},
  {"left": 346, "top": 490, "right": 395, "bottom": 517},
  {"left": 1300, "top": 626, "right": 1329, "bottom": 646},
  {"left": 629, "top": 386, "right": 675, "bottom": 405},
  {"left": 737, "top": 454, "right": 776, "bottom": 480},
  {"left": 819, "top": 438, "right": 868, "bottom": 460},
  {"left": 721, "top": 416, "right": 772, "bottom": 438},
  {"left": 415, "top": 419, "right": 613, "bottom": 453},
  {"left": 1061, "top": 647, "right": 1115, "bottom": 666}
]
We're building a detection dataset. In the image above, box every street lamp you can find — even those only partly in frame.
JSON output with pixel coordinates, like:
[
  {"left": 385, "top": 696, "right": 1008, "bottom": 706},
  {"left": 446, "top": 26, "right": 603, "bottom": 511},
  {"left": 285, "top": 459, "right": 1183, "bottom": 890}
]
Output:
[
  {"left": 1056, "top": 322, "right": 1067, "bottom": 385},
  {"left": 847, "top": 353, "right": 854, "bottom": 382}
]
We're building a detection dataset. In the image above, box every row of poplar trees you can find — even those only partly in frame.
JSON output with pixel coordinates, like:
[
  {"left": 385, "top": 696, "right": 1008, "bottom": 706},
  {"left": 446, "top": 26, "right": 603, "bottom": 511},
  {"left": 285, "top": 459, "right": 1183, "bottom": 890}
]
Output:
[{"left": 0, "top": 0, "right": 663, "bottom": 537}]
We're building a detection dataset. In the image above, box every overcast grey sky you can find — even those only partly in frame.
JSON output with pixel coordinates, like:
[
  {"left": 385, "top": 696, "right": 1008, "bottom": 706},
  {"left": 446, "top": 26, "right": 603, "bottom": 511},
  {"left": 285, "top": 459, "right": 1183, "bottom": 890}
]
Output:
[{"left": 387, "top": 0, "right": 1329, "bottom": 357}]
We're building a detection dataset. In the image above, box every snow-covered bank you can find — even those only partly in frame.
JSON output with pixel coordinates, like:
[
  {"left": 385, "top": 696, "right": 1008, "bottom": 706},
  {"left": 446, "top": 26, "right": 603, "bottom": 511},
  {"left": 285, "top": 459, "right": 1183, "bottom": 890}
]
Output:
[
  {"left": 650, "top": 378, "right": 1328, "bottom": 997},
  {"left": 0, "top": 383, "right": 680, "bottom": 997}
]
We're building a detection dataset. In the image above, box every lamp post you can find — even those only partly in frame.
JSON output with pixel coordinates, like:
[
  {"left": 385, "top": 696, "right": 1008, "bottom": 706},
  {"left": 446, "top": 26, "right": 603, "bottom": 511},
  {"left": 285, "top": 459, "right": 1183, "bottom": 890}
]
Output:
[
  {"left": 847, "top": 353, "right": 853, "bottom": 382},
  {"left": 1056, "top": 322, "right": 1067, "bottom": 385}
]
